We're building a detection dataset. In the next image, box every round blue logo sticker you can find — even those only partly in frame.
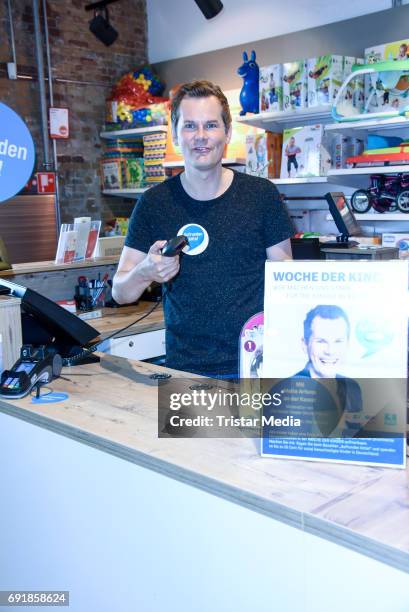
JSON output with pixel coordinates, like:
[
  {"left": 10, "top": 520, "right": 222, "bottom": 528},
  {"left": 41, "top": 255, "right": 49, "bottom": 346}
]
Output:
[
  {"left": 178, "top": 223, "right": 209, "bottom": 255},
  {"left": 0, "top": 102, "right": 35, "bottom": 203},
  {"left": 31, "top": 391, "right": 69, "bottom": 404}
]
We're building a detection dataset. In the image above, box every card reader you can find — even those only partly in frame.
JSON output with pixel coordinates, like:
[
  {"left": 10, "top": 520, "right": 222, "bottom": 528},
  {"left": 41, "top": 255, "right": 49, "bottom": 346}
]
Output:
[{"left": 0, "top": 345, "right": 63, "bottom": 399}]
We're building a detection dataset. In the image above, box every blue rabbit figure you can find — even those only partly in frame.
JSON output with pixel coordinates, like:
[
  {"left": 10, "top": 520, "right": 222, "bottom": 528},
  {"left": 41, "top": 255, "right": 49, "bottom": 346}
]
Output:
[{"left": 237, "top": 50, "right": 259, "bottom": 115}]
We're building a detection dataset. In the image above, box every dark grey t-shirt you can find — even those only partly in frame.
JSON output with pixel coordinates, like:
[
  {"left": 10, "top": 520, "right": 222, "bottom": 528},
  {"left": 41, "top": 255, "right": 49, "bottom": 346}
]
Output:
[{"left": 125, "top": 171, "right": 293, "bottom": 376}]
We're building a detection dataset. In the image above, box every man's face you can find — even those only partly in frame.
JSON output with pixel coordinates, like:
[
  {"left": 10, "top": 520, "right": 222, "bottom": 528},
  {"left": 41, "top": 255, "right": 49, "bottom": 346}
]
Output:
[
  {"left": 173, "top": 96, "right": 231, "bottom": 171},
  {"left": 303, "top": 316, "right": 349, "bottom": 378},
  {"left": 289, "top": 137, "right": 295, "bottom": 146}
]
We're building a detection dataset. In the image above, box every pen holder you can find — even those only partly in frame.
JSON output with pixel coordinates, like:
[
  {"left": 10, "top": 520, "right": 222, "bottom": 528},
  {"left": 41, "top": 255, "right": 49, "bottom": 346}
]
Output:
[{"left": 74, "top": 286, "right": 94, "bottom": 311}]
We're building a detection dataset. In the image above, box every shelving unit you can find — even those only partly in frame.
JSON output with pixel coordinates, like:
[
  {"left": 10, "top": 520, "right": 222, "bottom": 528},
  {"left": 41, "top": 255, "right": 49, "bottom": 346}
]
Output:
[
  {"left": 100, "top": 125, "right": 168, "bottom": 198},
  {"left": 235, "top": 106, "right": 332, "bottom": 132},
  {"left": 163, "top": 158, "right": 245, "bottom": 168},
  {"left": 353, "top": 213, "right": 409, "bottom": 221},
  {"left": 273, "top": 177, "right": 328, "bottom": 185},
  {"left": 325, "top": 116, "right": 409, "bottom": 138},
  {"left": 100, "top": 125, "right": 168, "bottom": 140},
  {"left": 102, "top": 188, "right": 148, "bottom": 198},
  {"left": 327, "top": 165, "right": 409, "bottom": 188}
]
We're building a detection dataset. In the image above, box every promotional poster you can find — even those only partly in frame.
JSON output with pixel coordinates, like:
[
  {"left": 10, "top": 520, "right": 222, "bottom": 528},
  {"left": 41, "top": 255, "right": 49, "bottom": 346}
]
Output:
[{"left": 262, "top": 260, "right": 408, "bottom": 468}]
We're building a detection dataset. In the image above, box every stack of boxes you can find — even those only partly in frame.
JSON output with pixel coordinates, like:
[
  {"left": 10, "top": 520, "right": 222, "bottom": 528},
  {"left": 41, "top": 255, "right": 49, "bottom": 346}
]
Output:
[
  {"left": 252, "top": 55, "right": 365, "bottom": 177},
  {"left": 143, "top": 132, "right": 167, "bottom": 185},
  {"left": 100, "top": 139, "right": 144, "bottom": 190},
  {"left": 258, "top": 55, "right": 364, "bottom": 115}
]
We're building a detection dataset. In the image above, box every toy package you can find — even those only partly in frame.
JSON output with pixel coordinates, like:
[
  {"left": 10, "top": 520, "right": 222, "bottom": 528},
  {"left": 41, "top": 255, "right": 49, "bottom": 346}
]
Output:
[
  {"left": 365, "top": 38, "right": 409, "bottom": 64},
  {"left": 259, "top": 64, "right": 283, "bottom": 113},
  {"left": 342, "top": 57, "right": 365, "bottom": 113},
  {"left": 364, "top": 40, "right": 409, "bottom": 114},
  {"left": 105, "top": 66, "right": 168, "bottom": 130},
  {"left": 143, "top": 132, "right": 167, "bottom": 184},
  {"left": 280, "top": 124, "right": 330, "bottom": 178},
  {"left": 246, "top": 132, "right": 282, "bottom": 178},
  {"left": 330, "top": 134, "right": 364, "bottom": 169},
  {"left": 125, "top": 158, "right": 144, "bottom": 188},
  {"left": 307, "top": 55, "right": 343, "bottom": 107},
  {"left": 282, "top": 61, "right": 307, "bottom": 111},
  {"left": 100, "top": 159, "right": 125, "bottom": 190}
]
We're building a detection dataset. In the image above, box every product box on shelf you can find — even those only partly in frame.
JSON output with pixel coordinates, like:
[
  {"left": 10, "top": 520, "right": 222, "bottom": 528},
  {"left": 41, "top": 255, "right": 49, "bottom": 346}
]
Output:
[
  {"left": 330, "top": 134, "right": 364, "bottom": 169},
  {"left": 100, "top": 159, "right": 125, "bottom": 190},
  {"left": 246, "top": 132, "right": 282, "bottom": 178},
  {"left": 382, "top": 233, "right": 409, "bottom": 258},
  {"left": 259, "top": 64, "right": 283, "bottom": 113},
  {"left": 307, "top": 55, "right": 343, "bottom": 107},
  {"left": 364, "top": 39, "right": 409, "bottom": 114},
  {"left": 342, "top": 57, "right": 365, "bottom": 113},
  {"left": 282, "top": 60, "right": 307, "bottom": 111},
  {"left": 125, "top": 158, "right": 144, "bottom": 188},
  {"left": 365, "top": 38, "right": 409, "bottom": 63},
  {"left": 143, "top": 132, "right": 167, "bottom": 184},
  {"left": 280, "top": 124, "right": 330, "bottom": 178}
]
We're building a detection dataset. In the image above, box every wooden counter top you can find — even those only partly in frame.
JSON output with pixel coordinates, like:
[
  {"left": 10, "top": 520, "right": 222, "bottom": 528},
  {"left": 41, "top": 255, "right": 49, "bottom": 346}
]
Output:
[
  {"left": 0, "top": 257, "right": 119, "bottom": 277},
  {"left": 0, "top": 353, "right": 408, "bottom": 574},
  {"left": 96, "top": 302, "right": 164, "bottom": 337}
]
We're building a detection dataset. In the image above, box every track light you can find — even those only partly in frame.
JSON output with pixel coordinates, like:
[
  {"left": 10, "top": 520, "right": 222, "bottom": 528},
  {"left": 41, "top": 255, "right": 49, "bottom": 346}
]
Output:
[
  {"left": 193, "top": 0, "right": 223, "bottom": 20},
  {"left": 89, "top": 7, "right": 118, "bottom": 46},
  {"left": 85, "top": 1, "right": 120, "bottom": 46}
]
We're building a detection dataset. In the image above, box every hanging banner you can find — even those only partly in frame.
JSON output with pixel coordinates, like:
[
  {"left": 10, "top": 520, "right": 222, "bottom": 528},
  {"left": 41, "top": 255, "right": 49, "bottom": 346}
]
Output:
[
  {"left": 0, "top": 102, "right": 35, "bottom": 203},
  {"left": 261, "top": 260, "right": 408, "bottom": 468}
]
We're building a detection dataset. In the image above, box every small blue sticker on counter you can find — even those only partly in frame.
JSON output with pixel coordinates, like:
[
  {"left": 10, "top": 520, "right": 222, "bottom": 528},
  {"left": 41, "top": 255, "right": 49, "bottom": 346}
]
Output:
[
  {"left": 32, "top": 392, "right": 69, "bottom": 404},
  {"left": 0, "top": 102, "right": 35, "bottom": 203}
]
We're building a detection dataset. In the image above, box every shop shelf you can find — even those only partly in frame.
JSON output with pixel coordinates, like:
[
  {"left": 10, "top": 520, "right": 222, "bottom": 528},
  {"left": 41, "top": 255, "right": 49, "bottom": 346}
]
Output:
[
  {"left": 103, "top": 188, "right": 148, "bottom": 197},
  {"left": 163, "top": 157, "right": 245, "bottom": 168},
  {"left": 100, "top": 126, "right": 168, "bottom": 139},
  {"left": 327, "top": 165, "right": 409, "bottom": 188},
  {"left": 326, "top": 212, "right": 409, "bottom": 221},
  {"left": 272, "top": 177, "right": 328, "bottom": 185},
  {"left": 235, "top": 106, "right": 332, "bottom": 132},
  {"left": 325, "top": 116, "right": 409, "bottom": 139}
]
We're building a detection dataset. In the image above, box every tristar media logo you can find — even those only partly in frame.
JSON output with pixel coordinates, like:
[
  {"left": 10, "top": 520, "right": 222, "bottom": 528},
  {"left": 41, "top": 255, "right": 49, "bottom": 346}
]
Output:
[{"left": 178, "top": 224, "right": 209, "bottom": 256}]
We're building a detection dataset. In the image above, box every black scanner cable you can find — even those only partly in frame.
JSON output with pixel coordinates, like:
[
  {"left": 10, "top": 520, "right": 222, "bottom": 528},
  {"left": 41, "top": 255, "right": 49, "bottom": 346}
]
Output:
[{"left": 62, "top": 235, "right": 189, "bottom": 368}]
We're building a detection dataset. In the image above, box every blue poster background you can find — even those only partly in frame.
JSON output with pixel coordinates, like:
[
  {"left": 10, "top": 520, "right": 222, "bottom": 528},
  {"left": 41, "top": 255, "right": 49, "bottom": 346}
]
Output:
[
  {"left": 0, "top": 102, "right": 35, "bottom": 203},
  {"left": 261, "top": 437, "right": 405, "bottom": 466}
]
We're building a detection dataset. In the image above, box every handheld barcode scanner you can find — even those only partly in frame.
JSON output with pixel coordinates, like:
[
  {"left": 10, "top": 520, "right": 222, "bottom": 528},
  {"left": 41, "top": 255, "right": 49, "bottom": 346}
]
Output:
[{"left": 161, "top": 235, "right": 189, "bottom": 257}]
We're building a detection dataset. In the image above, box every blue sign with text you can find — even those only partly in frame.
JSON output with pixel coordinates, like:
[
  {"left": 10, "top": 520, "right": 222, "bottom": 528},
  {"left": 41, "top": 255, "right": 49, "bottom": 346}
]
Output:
[{"left": 0, "top": 102, "right": 35, "bottom": 203}]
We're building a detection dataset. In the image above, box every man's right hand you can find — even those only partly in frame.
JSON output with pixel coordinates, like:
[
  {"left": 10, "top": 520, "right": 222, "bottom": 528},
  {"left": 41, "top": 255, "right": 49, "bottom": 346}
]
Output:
[{"left": 139, "top": 240, "right": 180, "bottom": 284}]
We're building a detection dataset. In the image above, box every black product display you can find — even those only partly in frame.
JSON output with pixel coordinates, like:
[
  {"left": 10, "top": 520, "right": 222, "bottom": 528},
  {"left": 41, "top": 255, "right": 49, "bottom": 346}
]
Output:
[
  {"left": 290, "top": 238, "right": 323, "bottom": 260},
  {"left": 0, "top": 278, "right": 100, "bottom": 358},
  {"left": 161, "top": 235, "right": 189, "bottom": 257},
  {"left": 324, "top": 192, "right": 360, "bottom": 248},
  {"left": 0, "top": 345, "right": 62, "bottom": 399}
]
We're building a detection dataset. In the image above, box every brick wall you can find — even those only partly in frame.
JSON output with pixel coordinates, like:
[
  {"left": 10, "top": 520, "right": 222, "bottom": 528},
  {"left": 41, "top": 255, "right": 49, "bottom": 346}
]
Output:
[{"left": 0, "top": 0, "right": 147, "bottom": 223}]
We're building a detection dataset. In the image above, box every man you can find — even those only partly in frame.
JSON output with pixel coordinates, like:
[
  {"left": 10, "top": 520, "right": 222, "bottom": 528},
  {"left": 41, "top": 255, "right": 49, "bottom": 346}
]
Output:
[
  {"left": 113, "top": 80, "right": 293, "bottom": 377},
  {"left": 297, "top": 304, "right": 350, "bottom": 379},
  {"left": 293, "top": 305, "right": 362, "bottom": 435}
]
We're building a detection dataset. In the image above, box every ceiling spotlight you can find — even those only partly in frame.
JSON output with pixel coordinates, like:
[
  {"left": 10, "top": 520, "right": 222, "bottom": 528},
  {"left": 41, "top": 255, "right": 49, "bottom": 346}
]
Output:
[
  {"left": 89, "top": 7, "right": 118, "bottom": 46},
  {"left": 85, "top": 1, "right": 120, "bottom": 46},
  {"left": 193, "top": 0, "right": 224, "bottom": 20}
]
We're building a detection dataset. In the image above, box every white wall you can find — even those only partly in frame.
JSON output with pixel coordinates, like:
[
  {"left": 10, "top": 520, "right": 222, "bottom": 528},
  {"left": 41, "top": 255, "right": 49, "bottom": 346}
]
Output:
[{"left": 147, "top": 0, "right": 407, "bottom": 63}]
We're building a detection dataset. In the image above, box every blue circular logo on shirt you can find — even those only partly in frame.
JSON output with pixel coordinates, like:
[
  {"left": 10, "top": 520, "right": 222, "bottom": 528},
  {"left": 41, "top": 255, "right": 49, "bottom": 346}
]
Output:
[
  {"left": 0, "top": 102, "right": 35, "bottom": 203},
  {"left": 178, "top": 224, "right": 209, "bottom": 255}
]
